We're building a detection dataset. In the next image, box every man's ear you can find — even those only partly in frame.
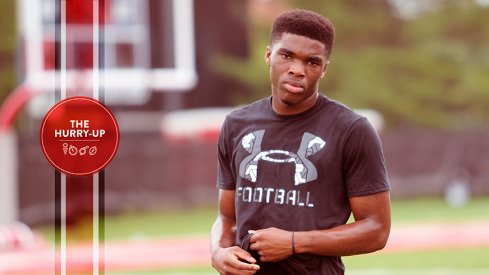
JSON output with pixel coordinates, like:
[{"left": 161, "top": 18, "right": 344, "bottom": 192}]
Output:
[
  {"left": 320, "top": 61, "right": 330, "bottom": 79},
  {"left": 265, "top": 46, "right": 271, "bottom": 66}
]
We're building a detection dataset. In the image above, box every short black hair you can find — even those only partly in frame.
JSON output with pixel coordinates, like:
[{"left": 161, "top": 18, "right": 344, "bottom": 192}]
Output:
[{"left": 271, "top": 9, "right": 335, "bottom": 57}]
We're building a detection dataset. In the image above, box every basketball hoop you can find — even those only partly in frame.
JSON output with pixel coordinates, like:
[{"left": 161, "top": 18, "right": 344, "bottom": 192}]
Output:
[{"left": 17, "top": 0, "right": 197, "bottom": 108}]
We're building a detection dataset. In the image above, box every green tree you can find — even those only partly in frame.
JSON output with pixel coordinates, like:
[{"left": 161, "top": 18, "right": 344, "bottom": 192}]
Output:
[
  {"left": 216, "top": 0, "right": 489, "bottom": 129},
  {"left": 0, "top": 0, "right": 16, "bottom": 105}
]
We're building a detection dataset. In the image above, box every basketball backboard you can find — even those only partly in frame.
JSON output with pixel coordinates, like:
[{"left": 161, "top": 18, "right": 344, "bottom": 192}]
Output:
[{"left": 17, "top": 0, "right": 197, "bottom": 105}]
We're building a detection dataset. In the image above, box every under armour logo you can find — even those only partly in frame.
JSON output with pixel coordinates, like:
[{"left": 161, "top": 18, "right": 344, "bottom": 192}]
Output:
[{"left": 239, "top": 130, "right": 326, "bottom": 185}]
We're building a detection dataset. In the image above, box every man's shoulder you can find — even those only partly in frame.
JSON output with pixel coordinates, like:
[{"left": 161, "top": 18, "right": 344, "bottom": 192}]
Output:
[
  {"left": 226, "top": 97, "right": 270, "bottom": 121},
  {"left": 321, "top": 95, "right": 364, "bottom": 125},
  {"left": 322, "top": 96, "right": 383, "bottom": 138}
]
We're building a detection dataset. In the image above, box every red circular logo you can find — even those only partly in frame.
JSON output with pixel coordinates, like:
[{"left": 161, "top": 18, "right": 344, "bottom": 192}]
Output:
[{"left": 40, "top": 96, "right": 119, "bottom": 176}]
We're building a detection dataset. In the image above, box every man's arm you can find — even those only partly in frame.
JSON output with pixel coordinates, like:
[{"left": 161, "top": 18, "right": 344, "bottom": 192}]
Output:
[
  {"left": 249, "top": 191, "right": 391, "bottom": 261},
  {"left": 211, "top": 189, "right": 260, "bottom": 274}
]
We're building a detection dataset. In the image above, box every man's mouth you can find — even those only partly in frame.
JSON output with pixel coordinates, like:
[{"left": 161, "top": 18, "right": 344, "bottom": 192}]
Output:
[{"left": 283, "top": 81, "right": 304, "bottom": 94}]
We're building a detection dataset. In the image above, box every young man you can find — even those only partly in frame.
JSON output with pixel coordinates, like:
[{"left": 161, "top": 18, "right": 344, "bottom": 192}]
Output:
[{"left": 211, "top": 9, "right": 391, "bottom": 275}]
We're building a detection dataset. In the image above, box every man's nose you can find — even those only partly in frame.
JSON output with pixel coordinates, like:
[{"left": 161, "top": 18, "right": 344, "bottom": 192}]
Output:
[{"left": 288, "top": 60, "right": 305, "bottom": 77}]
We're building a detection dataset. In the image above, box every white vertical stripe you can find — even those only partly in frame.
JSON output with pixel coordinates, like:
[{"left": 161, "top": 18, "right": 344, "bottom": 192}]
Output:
[
  {"left": 93, "top": 0, "right": 99, "bottom": 101},
  {"left": 93, "top": 1, "right": 100, "bottom": 274},
  {"left": 61, "top": 0, "right": 67, "bottom": 100},
  {"left": 60, "top": 173, "right": 66, "bottom": 275},
  {"left": 60, "top": 1, "right": 67, "bottom": 274},
  {"left": 93, "top": 173, "right": 99, "bottom": 275}
]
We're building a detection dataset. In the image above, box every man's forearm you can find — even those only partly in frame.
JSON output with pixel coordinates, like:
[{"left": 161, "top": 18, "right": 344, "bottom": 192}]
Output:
[
  {"left": 294, "top": 217, "right": 390, "bottom": 257},
  {"left": 211, "top": 216, "right": 237, "bottom": 252},
  {"left": 293, "top": 191, "right": 391, "bottom": 257}
]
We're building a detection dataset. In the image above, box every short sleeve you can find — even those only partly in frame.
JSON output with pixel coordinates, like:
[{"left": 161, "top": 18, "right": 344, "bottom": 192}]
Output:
[
  {"left": 343, "top": 117, "right": 390, "bottom": 197},
  {"left": 216, "top": 117, "right": 236, "bottom": 190}
]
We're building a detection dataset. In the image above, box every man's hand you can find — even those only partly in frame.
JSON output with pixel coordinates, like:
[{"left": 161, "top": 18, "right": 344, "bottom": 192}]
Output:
[
  {"left": 249, "top": 227, "right": 293, "bottom": 262},
  {"left": 212, "top": 246, "right": 260, "bottom": 275}
]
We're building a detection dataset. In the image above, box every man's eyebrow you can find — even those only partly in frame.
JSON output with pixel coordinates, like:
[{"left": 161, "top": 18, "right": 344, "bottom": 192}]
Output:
[
  {"left": 277, "top": 48, "right": 294, "bottom": 55},
  {"left": 277, "top": 48, "right": 325, "bottom": 63},
  {"left": 307, "top": 56, "right": 324, "bottom": 64}
]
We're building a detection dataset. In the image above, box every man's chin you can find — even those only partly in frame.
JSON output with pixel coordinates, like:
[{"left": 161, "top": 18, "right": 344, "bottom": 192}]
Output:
[
  {"left": 277, "top": 92, "right": 299, "bottom": 106},
  {"left": 280, "top": 98, "right": 295, "bottom": 106}
]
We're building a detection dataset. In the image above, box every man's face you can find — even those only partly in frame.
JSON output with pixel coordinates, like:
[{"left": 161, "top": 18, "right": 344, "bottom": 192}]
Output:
[{"left": 266, "top": 32, "right": 329, "bottom": 115}]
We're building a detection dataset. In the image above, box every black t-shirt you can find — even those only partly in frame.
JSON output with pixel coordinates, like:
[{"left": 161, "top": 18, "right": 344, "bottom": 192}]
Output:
[{"left": 217, "top": 94, "right": 390, "bottom": 275}]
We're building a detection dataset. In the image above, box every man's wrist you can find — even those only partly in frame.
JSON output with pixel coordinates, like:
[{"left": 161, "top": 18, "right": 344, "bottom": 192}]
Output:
[
  {"left": 292, "top": 231, "right": 309, "bottom": 254},
  {"left": 291, "top": 231, "right": 296, "bottom": 255}
]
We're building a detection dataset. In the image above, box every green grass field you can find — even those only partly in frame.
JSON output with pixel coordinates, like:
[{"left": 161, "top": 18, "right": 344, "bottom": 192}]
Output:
[
  {"left": 40, "top": 196, "right": 489, "bottom": 242},
  {"left": 34, "top": 196, "right": 489, "bottom": 274},
  {"left": 109, "top": 246, "right": 489, "bottom": 275}
]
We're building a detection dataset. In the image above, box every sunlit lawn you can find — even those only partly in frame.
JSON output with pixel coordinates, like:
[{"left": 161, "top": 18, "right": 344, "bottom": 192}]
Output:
[
  {"left": 34, "top": 196, "right": 489, "bottom": 273},
  {"left": 106, "top": 246, "right": 489, "bottom": 275},
  {"left": 107, "top": 245, "right": 489, "bottom": 275}
]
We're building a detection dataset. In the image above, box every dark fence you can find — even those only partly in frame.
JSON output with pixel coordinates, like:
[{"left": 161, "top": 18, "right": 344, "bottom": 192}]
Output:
[{"left": 17, "top": 127, "right": 489, "bottom": 225}]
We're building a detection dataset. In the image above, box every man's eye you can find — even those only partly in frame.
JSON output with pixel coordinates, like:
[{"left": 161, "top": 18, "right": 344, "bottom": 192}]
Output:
[{"left": 281, "top": 54, "right": 291, "bottom": 59}]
